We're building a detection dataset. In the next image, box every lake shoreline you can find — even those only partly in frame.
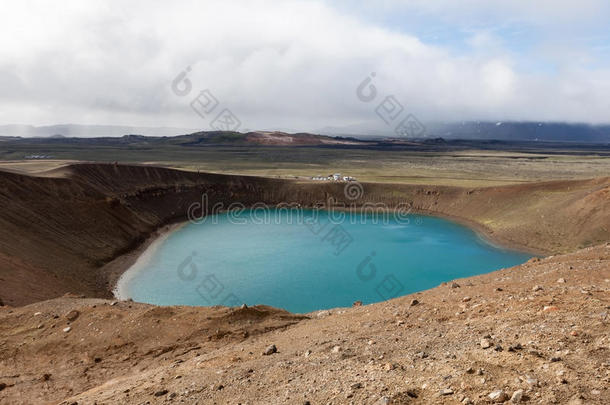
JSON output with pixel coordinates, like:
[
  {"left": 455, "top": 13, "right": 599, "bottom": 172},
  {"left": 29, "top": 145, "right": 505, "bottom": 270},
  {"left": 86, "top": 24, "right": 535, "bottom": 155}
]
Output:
[
  {"left": 104, "top": 222, "right": 187, "bottom": 301},
  {"left": 332, "top": 205, "right": 546, "bottom": 256},
  {"left": 4, "top": 163, "right": 602, "bottom": 307},
  {"left": 108, "top": 207, "right": 542, "bottom": 304},
  {"left": 412, "top": 209, "right": 546, "bottom": 257}
]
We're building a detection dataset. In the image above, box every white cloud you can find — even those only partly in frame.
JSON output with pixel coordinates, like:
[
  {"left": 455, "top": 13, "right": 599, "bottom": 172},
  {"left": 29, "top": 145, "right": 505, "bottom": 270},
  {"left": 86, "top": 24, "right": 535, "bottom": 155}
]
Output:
[{"left": 0, "top": 0, "right": 609, "bottom": 133}]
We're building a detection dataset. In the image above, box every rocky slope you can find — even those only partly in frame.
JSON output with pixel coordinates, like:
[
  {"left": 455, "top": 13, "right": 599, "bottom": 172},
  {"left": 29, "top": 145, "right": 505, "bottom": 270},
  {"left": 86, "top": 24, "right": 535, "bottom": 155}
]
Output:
[
  {"left": 0, "top": 244, "right": 608, "bottom": 404},
  {"left": 0, "top": 163, "right": 608, "bottom": 404},
  {"left": 0, "top": 164, "right": 608, "bottom": 306}
]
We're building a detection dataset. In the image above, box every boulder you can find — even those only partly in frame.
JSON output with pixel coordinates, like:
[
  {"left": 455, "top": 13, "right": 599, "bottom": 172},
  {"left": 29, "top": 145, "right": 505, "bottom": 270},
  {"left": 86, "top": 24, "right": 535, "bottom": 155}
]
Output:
[{"left": 263, "top": 344, "right": 277, "bottom": 355}]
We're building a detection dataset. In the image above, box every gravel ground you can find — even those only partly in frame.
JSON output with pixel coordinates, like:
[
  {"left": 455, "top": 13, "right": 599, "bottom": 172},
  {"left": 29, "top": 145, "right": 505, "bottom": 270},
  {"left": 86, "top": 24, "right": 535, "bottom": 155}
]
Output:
[{"left": 1, "top": 244, "right": 608, "bottom": 404}]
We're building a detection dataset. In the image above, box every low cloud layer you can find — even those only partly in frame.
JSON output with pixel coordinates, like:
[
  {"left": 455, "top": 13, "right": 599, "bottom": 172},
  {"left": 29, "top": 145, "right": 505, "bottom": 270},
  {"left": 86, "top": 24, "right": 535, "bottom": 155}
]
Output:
[{"left": 1, "top": 0, "right": 610, "bottom": 133}]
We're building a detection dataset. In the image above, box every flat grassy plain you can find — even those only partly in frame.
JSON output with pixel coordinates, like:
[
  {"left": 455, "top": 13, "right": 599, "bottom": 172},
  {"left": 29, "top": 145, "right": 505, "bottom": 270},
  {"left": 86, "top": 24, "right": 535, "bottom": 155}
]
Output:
[{"left": 1, "top": 138, "right": 609, "bottom": 186}]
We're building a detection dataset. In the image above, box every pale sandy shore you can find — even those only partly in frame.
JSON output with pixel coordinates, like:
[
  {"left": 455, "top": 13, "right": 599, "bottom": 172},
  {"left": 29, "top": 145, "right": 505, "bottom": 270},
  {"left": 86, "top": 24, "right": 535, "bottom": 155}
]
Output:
[
  {"left": 112, "top": 222, "right": 187, "bottom": 300},
  {"left": 99, "top": 222, "right": 187, "bottom": 301}
]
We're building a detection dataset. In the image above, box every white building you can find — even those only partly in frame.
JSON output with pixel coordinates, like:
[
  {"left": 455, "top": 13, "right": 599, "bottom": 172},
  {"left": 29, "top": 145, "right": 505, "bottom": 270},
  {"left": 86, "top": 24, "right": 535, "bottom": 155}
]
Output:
[{"left": 310, "top": 173, "right": 356, "bottom": 182}]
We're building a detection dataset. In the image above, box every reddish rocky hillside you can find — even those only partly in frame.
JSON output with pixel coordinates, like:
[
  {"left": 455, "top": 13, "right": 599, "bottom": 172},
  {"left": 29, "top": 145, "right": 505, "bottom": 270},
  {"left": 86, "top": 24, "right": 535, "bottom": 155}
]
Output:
[
  {"left": 0, "top": 164, "right": 608, "bottom": 306},
  {"left": 0, "top": 244, "right": 608, "bottom": 404}
]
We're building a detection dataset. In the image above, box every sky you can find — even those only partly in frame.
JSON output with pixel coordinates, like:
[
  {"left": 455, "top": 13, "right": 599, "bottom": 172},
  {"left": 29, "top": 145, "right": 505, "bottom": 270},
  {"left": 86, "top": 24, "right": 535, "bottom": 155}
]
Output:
[{"left": 1, "top": 0, "right": 610, "bottom": 133}]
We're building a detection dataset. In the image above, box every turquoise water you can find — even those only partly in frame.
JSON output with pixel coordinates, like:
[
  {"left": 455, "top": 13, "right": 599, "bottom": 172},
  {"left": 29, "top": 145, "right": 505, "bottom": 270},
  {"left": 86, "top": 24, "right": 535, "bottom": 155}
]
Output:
[{"left": 122, "top": 209, "right": 531, "bottom": 313}]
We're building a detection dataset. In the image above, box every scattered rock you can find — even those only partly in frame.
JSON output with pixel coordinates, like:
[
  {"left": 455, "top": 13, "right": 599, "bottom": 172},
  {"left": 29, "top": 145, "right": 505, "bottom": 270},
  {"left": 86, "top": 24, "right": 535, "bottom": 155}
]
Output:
[
  {"left": 3, "top": 240, "right": 608, "bottom": 405},
  {"left": 240, "top": 304, "right": 248, "bottom": 309},
  {"left": 262, "top": 345, "right": 277, "bottom": 355},
  {"left": 557, "top": 278, "right": 566, "bottom": 283},
  {"left": 450, "top": 282, "right": 460, "bottom": 288},
  {"left": 494, "top": 287, "right": 503, "bottom": 292},
  {"left": 510, "top": 389, "right": 523, "bottom": 403},
  {"left": 153, "top": 389, "right": 168, "bottom": 397},
  {"left": 63, "top": 327, "right": 71, "bottom": 333},
  {"left": 316, "top": 310, "right": 330, "bottom": 318},
  {"left": 410, "top": 299, "right": 419, "bottom": 306},
  {"left": 352, "top": 300, "right": 362, "bottom": 307},
  {"left": 488, "top": 389, "right": 509, "bottom": 402},
  {"left": 415, "top": 351, "right": 428, "bottom": 359},
  {"left": 567, "top": 397, "right": 584, "bottom": 405},
  {"left": 405, "top": 389, "right": 418, "bottom": 398},
  {"left": 543, "top": 305, "right": 559, "bottom": 312},
  {"left": 65, "top": 310, "right": 80, "bottom": 322},
  {"left": 532, "top": 285, "right": 543, "bottom": 292},
  {"left": 42, "top": 374, "right": 51, "bottom": 381},
  {"left": 524, "top": 375, "right": 538, "bottom": 386},
  {"left": 0, "top": 383, "right": 6, "bottom": 391},
  {"left": 375, "top": 396, "right": 390, "bottom": 405},
  {"left": 527, "top": 349, "right": 542, "bottom": 358},
  {"left": 508, "top": 343, "right": 523, "bottom": 352},
  {"left": 494, "top": 344, "right": 503, "bottom": 352}
]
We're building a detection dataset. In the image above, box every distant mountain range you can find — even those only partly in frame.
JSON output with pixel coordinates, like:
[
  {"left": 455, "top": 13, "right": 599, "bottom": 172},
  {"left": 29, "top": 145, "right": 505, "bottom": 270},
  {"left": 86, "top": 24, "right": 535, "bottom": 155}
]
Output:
[
  {"left": 1, "top": 122, "right": 610, "bottom": 143},
  {"left": 0, "top": 130, "right": 367, "bottom": 147},
  {"left": 319, "top": 121, "right": 610, "bottom": 143},
  {"left": 425, "top": 122, "right": 610, "bottom": 143}
]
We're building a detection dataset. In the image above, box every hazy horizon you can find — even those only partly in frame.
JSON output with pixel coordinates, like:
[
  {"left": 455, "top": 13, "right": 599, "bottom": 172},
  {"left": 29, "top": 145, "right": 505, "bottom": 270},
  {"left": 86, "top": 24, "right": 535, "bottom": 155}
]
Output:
[{"left": 3, "top": 121, "right": 610, "bottom": 143}]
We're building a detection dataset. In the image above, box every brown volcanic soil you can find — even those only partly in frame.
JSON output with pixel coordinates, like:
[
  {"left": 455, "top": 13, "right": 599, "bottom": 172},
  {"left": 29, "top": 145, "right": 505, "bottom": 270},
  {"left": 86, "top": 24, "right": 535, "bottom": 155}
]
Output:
[
  {"left": 0, "top": 164, "right": 608, "bottom": 307},
  {"left": 0, "top": 244, "right": 608, "bottom": 404},
  {"left": 244, "top": 131, "right": 367, "bottom": 145},
  {"left": 0, "top": 163, "right": 608, "bottom": 404}
]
